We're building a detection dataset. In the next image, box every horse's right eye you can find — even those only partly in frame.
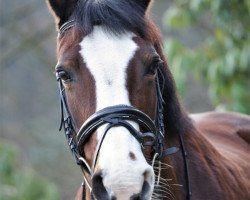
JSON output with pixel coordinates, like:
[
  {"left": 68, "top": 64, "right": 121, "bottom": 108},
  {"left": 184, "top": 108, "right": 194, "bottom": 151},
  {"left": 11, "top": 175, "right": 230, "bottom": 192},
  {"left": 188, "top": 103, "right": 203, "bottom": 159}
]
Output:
[{"left": 56, "top": 70, "right": 72, "bottom": 83}]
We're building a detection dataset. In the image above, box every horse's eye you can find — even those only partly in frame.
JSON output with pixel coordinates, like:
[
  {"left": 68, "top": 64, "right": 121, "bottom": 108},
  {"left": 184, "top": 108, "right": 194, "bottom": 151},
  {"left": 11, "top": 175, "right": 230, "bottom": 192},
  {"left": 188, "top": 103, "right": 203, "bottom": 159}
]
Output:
[
  {"left": 146, "top": 58, "right": 163, "bottom": 76},
  {"left": 147, "top": 64, "right": 158, "bottom": 75},
  {"left": 56, "top": 70, "right": 72, "bottom": 83}
]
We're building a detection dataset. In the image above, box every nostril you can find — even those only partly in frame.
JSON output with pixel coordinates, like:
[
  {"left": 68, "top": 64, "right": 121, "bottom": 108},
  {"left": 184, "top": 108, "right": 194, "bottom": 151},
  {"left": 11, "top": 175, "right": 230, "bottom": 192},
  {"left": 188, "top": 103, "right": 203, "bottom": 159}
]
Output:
[
  {"left": 92, "top": 171, "right": 110, "bottom": 200},
  {"left": 130, "top": 169, "right": 154, "bottom": 200},
  {"left": 141, "top": 181, "right": 150, "bottom": 199},
  {"left": 130, "top": 181, "right": 150, "bottom": 200},
  {"left": 130, "top": 194, "right": 141, "bottom": 200},
  {"left": 141, "top": 169, "right": 154, "bottom": 199}
]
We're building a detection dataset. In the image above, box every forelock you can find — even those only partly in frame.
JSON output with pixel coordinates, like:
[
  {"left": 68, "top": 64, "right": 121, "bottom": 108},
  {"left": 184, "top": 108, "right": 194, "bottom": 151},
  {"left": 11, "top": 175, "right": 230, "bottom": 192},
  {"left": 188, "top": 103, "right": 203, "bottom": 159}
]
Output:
[{"left": 72, "top": 0, "right": 147, "bottom": 37}]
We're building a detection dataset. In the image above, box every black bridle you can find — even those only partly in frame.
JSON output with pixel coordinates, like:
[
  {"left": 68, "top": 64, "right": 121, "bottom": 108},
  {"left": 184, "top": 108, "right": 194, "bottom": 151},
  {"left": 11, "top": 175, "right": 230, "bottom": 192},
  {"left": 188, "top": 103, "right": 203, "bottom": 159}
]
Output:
[
  {"left": 56, "top": 66, "right": 173, "bottom": 171},
  {"left": 56, "top": 21, "right": 191, "bottom": 200}
]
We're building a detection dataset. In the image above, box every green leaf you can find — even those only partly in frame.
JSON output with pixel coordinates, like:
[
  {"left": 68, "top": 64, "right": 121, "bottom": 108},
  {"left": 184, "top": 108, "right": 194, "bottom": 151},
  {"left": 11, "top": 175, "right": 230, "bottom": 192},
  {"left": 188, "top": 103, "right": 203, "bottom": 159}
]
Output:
[
  {"left": 163, "top": 6, "right": 193, "bottom": 29},
  {"left": 0, "top": 142, "right": 59, "bottom": 200},
  {"left": 163, "top": 0, "right": 250, "bottom": 114}
]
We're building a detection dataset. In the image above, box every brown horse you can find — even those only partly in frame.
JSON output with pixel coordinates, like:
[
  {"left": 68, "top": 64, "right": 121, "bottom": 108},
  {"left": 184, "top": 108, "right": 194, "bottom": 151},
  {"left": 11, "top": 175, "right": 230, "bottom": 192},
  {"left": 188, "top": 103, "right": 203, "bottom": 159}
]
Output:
[{"left": 47, "top": 0, "right": 250, "bottom": 199}]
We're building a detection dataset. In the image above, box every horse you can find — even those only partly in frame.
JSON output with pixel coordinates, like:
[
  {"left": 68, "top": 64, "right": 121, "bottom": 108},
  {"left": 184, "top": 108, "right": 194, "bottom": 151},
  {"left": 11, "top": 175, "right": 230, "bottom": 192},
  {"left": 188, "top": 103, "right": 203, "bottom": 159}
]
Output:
[{"left": 46, "top": 0, "right": 250, "bottom": 199}]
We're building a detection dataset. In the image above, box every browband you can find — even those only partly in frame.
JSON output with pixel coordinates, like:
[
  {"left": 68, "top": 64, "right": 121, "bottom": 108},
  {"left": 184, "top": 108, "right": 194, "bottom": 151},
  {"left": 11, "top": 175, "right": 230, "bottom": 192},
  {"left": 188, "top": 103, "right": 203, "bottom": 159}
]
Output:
[{"left": 59, "top": 20, "right": 75, "bottom": 35}]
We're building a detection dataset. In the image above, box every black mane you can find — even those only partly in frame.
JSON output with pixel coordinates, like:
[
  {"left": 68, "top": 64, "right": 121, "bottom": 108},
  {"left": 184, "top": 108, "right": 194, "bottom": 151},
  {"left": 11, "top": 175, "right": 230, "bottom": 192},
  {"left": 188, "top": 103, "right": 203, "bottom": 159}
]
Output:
[{"left": 72, "top": 0, "right": 147, "bottom": 37}]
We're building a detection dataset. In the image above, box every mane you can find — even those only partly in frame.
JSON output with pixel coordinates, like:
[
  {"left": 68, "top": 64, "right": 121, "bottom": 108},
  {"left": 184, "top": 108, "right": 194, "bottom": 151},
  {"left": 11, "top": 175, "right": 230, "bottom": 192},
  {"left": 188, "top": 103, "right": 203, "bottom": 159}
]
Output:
[{"left": 72, "top": 0, "right": 147, "bottom": 37}]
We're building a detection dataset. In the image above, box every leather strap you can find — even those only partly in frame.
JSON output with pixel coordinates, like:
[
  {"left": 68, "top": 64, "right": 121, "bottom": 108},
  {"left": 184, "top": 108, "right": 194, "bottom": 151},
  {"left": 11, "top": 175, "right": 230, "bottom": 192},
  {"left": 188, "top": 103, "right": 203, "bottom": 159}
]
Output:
[
  {"left": 161, "top": 147, "right": 179, "bottom": 157},
  {"left": 77, "top": 105, "right": 157, "bottom": 155},
  {"left": 59, "top": 20, "right": 75, "bottom": 34}
]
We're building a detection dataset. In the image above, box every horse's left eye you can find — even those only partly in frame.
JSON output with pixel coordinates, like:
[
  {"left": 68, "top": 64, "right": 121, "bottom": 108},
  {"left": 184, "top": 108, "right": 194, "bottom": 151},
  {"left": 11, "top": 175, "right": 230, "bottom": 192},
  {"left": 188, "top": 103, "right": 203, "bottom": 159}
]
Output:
[
  {"left": 146, "top": 58, "right": 163, "bottom": 76},
  {"left": 147, "top": 64, "right": 158, "bottom": 75},
  {"left": 56, "top": 70, "right": 72, "bottom": 83}
]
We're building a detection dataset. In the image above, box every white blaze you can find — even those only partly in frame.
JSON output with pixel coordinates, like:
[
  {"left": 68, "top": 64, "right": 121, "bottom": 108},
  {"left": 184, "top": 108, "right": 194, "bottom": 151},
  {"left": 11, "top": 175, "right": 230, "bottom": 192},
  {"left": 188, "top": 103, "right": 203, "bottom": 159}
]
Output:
[
  {"left": 79, "top": 26, "right": 154, "bottom": 199},
  {"left": 80, "top": 26, "right": 137, "bottom": 111}
]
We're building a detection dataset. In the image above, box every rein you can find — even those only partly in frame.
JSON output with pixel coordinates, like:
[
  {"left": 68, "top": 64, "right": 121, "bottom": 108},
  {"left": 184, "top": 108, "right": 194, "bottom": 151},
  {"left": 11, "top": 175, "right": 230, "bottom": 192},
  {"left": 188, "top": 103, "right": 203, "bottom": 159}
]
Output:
[{"left": 56, "top": 21, "right": 191, "bottom": 200}]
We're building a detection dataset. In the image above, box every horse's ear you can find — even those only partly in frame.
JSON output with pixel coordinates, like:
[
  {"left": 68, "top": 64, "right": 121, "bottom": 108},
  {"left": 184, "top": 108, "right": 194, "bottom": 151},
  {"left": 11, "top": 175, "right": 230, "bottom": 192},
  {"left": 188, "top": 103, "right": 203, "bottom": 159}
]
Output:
[
  {"left": 47, "top": 0, "right": 78, "bottom": 27},
  {"left": 136, "top": 0, "right": 152, "bottom": 10}
]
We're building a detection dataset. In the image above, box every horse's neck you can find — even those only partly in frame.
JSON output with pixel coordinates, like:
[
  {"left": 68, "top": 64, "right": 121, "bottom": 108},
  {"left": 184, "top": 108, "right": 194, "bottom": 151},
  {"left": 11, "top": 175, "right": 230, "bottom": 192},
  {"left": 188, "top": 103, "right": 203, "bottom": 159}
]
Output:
[
  {"left": 164, "top": 120, "right": 247, "bottom": 200},
  {"left": 163, "top": 124, "right": 220, "bottom": 199}
]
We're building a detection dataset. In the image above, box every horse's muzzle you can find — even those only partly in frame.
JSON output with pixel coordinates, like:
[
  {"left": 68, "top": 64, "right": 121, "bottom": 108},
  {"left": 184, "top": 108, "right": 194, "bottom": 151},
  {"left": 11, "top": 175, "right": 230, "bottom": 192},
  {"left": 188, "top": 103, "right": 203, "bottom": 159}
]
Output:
[{"left": 91, "top": 167, "right": 154, "bottom": 200}]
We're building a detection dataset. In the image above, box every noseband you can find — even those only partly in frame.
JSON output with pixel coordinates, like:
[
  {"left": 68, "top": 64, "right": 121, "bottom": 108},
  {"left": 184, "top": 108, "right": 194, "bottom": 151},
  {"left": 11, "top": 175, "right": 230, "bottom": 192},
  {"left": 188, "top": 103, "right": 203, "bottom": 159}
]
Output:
[
  {"left": 56, "top": 21, "right": 191, "bottom": 200},
  {"left": 77, "top": 105, "right": 157, "bottom": 171}
]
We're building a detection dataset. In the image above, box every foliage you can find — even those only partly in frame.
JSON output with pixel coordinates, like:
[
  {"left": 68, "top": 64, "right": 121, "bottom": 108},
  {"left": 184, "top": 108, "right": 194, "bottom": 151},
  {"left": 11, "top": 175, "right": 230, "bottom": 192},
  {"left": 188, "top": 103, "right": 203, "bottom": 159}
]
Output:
[
  {"left": 163, "top": 0, "right": 250, "bottom": 113},
  {"left": 0, "top": 142, "right": 59, "bottom": 200}
]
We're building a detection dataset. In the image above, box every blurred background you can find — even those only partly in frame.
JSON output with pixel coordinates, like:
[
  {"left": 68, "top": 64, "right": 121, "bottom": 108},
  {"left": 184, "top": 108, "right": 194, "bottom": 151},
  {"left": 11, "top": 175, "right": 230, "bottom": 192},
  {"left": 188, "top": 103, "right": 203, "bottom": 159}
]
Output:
[{"left": 1, "top": 0, "right": 249, "bottom": 199}]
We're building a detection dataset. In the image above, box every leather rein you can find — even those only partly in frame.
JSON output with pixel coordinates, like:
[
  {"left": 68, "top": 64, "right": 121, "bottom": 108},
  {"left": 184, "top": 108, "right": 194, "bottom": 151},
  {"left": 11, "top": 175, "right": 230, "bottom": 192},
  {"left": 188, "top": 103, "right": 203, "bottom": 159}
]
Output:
[{"left": 56, "top": 20, "right": 191, "bottom": 200}]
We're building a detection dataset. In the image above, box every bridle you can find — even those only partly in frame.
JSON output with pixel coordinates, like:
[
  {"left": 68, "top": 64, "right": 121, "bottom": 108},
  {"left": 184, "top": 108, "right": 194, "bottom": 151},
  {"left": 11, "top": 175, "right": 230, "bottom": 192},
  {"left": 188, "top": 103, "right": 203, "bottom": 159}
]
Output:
[{"left": 56, "top": 20, "right": 191, "bottom": 200}]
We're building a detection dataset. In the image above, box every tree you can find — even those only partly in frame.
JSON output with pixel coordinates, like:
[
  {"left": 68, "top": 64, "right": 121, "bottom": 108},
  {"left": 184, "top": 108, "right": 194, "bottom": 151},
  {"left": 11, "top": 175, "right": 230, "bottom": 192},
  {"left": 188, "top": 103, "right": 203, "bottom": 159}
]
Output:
[
  {"left": 0, "top": 142, "right": 59, "bottom": 200},
  {"left": 163, "top": 0, "right": 250, "bottom": 114}
]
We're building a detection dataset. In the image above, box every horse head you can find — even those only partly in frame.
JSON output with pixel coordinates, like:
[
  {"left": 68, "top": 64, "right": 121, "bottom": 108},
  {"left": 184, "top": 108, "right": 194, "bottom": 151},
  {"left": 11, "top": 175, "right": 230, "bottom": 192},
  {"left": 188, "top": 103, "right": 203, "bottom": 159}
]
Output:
[{"left": 47, "top": 0, "right": 187, "bottom": 199}]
